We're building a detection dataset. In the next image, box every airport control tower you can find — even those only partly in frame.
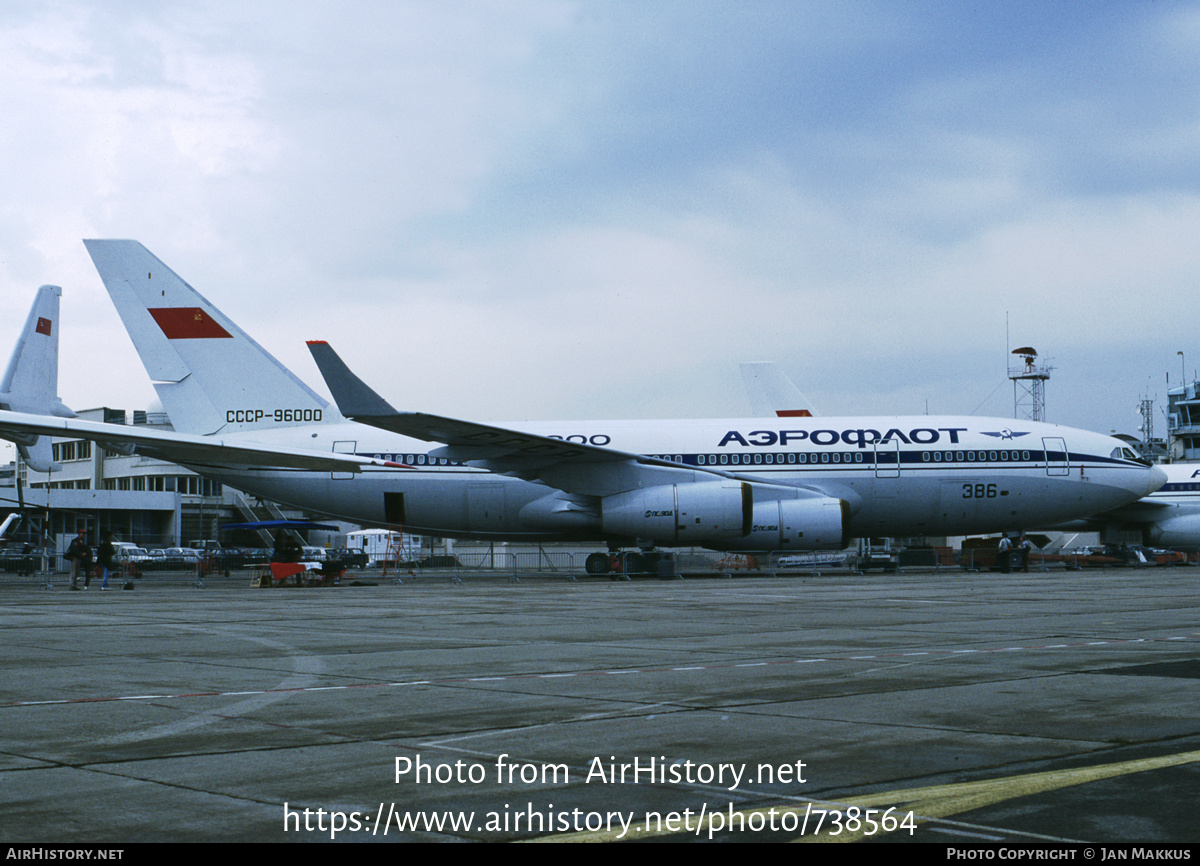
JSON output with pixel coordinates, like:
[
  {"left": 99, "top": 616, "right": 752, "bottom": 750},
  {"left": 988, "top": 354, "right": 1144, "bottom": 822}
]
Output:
[{"left": 1009, "top": 347, "right": 1052, "bottom": 422}]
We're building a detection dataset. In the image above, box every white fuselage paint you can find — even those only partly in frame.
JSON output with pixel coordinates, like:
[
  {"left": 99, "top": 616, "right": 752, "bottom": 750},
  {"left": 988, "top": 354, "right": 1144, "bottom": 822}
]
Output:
[
  {"left": 1098, "top": 462, "right": 1200, "bottom": 548},
  {"left": 186, "top": 415, "right": 1164, "bottom": 549}
]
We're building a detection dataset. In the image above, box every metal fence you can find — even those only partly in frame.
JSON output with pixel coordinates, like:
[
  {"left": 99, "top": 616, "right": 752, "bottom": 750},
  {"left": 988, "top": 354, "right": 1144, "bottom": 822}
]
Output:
[{"left": 3, "top": 544, "right": 1194, "bottom": 588}]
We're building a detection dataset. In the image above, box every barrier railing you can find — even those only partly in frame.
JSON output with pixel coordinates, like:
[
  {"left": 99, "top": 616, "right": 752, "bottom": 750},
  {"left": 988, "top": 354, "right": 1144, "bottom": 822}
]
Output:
[{"left": 3, "top": 544, "right": 1194, "bottom": 587}]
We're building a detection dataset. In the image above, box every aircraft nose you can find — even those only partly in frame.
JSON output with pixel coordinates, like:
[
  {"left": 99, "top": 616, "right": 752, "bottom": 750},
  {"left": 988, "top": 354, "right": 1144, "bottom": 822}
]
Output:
[{"left": 1145, "top": 463, "right": 1168, "bottom": 496}]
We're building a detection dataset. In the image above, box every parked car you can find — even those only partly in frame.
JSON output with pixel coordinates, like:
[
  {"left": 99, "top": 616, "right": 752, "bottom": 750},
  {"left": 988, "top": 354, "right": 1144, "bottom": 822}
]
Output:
[
  {"left": 0, "top": 545, "right": 39, "bottom": 574},
  {"left": 140, "top": 549, "right": 169, "bottom": 571},
  {"left": 240, "top": 547, "right": 272, "bottom": 564},
  {"left": 160, "top": 548, "right": 201, "bottom": 570},
  {"left": 324, "top": 547, "right": 368, "bottom": 569},
  {"left": 111, "top": 543, "right": 151, "bottom": 564}
]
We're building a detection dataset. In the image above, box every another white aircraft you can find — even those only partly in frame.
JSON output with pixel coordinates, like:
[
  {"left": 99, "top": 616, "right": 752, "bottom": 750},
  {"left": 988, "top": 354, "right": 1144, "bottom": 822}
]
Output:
[
  {"left": 0, "top": 281, "right": 397, "bottom": 475},
  {"left": 740, "top": 362, "right": 816, "bottom": 418},
  {"left": 1053, "top": 462, "right": 1200, "bottom": 549},
  {"left": 0, "top": 285, "right": 73, "bottom": 473},
  {"left": 25, "top": 239, "right": 1155, "bottom": 557},
  {"left": 1139, "top": 465, "right": 1200, "bottom": 547}
]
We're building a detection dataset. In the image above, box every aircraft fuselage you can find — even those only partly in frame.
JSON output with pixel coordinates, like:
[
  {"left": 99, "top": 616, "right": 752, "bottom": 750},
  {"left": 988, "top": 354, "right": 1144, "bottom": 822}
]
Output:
[{"left": 191, "top": 414, "right": 1163, "bottom": 549}]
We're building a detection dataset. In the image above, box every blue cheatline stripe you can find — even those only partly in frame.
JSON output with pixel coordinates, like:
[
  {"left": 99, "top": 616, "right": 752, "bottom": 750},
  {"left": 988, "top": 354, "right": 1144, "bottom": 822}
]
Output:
[{"left": 356, "top": 449, "right": 1142, "bottom": 471}]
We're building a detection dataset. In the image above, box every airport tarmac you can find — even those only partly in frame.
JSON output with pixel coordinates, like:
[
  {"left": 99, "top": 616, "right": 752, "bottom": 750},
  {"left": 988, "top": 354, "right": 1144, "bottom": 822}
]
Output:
[{"left": 1, "top": 566, "right": 1198, "bottom": 844}]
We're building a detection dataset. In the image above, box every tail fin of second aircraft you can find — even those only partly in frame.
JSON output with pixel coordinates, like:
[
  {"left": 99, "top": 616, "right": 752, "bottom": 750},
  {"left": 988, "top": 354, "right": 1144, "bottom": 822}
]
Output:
[
  {"left": 83, "top": 240, "right": 341, "bottom": 435},
  {"left": 740, "top": 362, "right": 817, "bottom": 418},
  {"left": 0, "top": 285, "right": 74, "bottom": 472}
]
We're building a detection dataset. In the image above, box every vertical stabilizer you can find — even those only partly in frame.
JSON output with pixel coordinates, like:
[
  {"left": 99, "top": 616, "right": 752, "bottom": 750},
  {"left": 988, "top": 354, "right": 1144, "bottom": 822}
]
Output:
[
  {"left": 0, "top": 285, "right": 73, "bottom": 472},
  {"left": 83, "top": 240, "right": 341, "bottom": 435},
  {"left": 740, "top": 362, "right": 817, "bottom": 418}
]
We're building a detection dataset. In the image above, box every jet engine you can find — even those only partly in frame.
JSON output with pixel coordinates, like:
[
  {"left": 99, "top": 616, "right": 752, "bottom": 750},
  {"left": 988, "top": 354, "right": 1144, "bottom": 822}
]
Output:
[
  {"left": 728, "top": 496, "right": 850, "bottom": 551},
  {"left": 601, "top": 481, "right": 751, "bottom": 546},
  {"left": 1145, "top": 513, "right": 1200, "bottom": 549},
  {"left": 601, "top": 481, "right": 849, "bottom": 550}
]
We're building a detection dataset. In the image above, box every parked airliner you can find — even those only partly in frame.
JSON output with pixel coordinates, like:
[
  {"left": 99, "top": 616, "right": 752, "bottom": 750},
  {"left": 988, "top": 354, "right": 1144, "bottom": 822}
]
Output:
[
  {"left": 739, "top": 359, "right": 1200, "bottom": 551},
  {"left": 0, "top": 241, "right": 1168, "bottom": 554},
  {"left": 0, "top": 285, "right": 73, "bottom": 473},
  {"left": 1052, "top": 462, "right": 1200, "bottom": 550},
  {"left": 1139, "top": 464, "right": 1200, "bottom": 547}
]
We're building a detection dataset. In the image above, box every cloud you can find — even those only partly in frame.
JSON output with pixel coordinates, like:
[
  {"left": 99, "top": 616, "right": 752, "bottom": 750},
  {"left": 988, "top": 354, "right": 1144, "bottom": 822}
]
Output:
[{"left": 1, "top": 1, "right": 1199, "bottom": 443}]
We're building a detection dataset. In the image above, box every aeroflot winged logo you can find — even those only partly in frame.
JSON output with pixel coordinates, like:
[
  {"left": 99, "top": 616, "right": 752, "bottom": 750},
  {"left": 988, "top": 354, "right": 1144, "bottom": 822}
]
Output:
[
  {"left": 981, "top": 429, "right": 1031, "bottom": 440},
  {"left": 148, "top": 307, "right": 232, "bottom": 339}
]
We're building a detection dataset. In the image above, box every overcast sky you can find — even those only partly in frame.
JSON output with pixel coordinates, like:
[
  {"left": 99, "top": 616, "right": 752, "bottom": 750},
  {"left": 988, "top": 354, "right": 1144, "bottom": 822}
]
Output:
[{"left": 2, "top": 1, "right": 1199, "bottom": 453}]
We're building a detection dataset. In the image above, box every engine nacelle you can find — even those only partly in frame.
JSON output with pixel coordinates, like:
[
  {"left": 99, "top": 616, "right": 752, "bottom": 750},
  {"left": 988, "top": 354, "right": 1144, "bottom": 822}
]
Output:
[
  {"left": 722, "top": 495, "right": 849, "bottom": 551},
  {"left": 601, "top": 482, "right": 849, "bottom": 551},
  {"left": 1145, "top": 514, "right": 1200, "bottom": 549},
  {"left": 601, "top": 481, "right": 751, "bottom": 546}
]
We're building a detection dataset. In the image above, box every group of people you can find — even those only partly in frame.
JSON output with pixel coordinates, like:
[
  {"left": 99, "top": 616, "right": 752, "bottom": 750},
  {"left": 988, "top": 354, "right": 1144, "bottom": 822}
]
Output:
[
  {"left": 63, "top": 528, "right": 120, "bottom": 590},
  {"left": 996, "top": 534, "right": 1034, "bottom": 573}
]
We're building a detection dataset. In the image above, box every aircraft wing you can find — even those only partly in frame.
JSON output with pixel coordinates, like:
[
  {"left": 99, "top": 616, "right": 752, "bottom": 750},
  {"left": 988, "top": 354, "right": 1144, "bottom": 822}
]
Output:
[
  {"left": 0, "top": 409, "right": 396, "bottom": 473},
  {"left": 305, "top": 340, "right": 851, "bottom": 507},
  {"left": 306, "top": 340, "right": 728, "bottom": 495}
]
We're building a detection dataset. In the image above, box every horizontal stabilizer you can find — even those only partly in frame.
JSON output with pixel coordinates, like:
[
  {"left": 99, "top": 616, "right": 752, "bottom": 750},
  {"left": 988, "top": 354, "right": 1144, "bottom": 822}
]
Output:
[{"left": 0, "top": 408, "right": 398, "bottom": 473}]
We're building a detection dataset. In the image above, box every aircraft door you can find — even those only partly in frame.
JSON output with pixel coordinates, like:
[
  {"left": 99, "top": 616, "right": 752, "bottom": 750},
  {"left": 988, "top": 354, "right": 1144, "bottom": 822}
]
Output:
[
  {"left": 1042, "top": 437, "right": 1069, "bottom": 476},
  {"left": 874, "top": 438, "right": 900, "bottom": 478},
  {"left": 332, "top": 440, "right": 357, "bottom": 480}
]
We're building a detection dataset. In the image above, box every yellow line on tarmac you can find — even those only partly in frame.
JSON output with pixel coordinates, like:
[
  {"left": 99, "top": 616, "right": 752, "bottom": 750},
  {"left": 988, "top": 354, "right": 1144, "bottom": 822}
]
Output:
[
  {"left": 529, "top": 748, "right": 1200, "bottom": 843},
  {"left": 801, "top": 747, "right": 1200, "bottom": 844}
]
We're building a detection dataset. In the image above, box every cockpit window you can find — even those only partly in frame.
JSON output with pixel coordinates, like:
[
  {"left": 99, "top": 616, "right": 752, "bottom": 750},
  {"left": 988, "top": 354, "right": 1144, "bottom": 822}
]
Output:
[{"left": 1112, "top": 445, "right": 1151, "bottom": 465}]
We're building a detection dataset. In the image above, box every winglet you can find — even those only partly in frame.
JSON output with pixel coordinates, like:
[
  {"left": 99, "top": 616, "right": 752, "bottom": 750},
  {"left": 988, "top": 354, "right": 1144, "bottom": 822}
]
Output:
[{"left": 306, "top": 341, "right": 399, "bottom": 418}]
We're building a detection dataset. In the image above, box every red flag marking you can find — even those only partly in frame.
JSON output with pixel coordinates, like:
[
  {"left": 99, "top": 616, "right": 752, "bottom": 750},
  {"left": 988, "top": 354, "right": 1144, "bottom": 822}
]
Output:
[{"left": 148, "top": 308, "right": 232, "bottom": 339}]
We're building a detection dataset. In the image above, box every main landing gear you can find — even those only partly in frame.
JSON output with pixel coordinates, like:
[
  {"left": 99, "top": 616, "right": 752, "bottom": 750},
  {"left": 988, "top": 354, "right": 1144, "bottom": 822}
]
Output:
[{"left": 584, "top": 547, "right": 675, "bottom": 579}]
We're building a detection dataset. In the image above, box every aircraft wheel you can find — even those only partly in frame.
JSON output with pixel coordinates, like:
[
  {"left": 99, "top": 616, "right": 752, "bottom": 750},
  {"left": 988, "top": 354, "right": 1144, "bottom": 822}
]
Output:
[{"left": 585, "top": 552, "right": 610, "bottom": 575}]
